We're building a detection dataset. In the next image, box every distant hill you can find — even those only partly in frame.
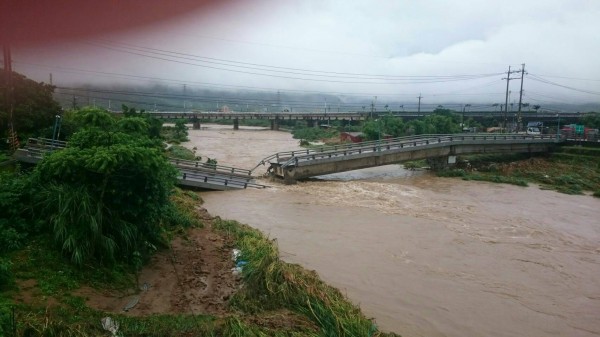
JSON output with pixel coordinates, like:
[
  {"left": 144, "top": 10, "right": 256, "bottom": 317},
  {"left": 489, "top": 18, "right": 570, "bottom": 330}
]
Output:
[{"left": 53, "top": 84, "right": 599, "bottom": 113}]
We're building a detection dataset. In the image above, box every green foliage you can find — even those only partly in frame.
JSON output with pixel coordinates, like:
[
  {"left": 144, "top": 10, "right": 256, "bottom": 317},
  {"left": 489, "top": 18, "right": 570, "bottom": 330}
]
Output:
[
  {"left": 436, "top": 169, "right": 467, "bottom": 177},
  {"left": 0, "top": 70, "right": 61, "bottom": 137},
  {"left": 440, "top": 151, "right": 600, "bottom": 195},
  {"left": 403, "top": 160, "right": 427, "bottom": 170},
  {"left": 0, "top": 173, "right": 36, "bottom": 254},
  {"left": 72, "top": 107, "right": 115, "bottom": 130},
  {"left": 117, "top": 116, "right": 150, "bottom": 135},
  {"left": 405, "top": 113, "right": 460, "bottom": 135},
  {"left": 37, "top": 183, "right": 131, "bottom": 266},
  {"left": 581, "top": 112, "right": 600, "bottom": 128},
  {"left": 462, "top": 173, "right": 529, "bottom": 187},
  {"left": 0, "top": 258, "right": 13, "bottom": 289},
  {"left": 205, "top": 157, "right": 218, "bottom": 168},
  {"left": 362, "top": 115, "right": 405, "bottom": 140},
  {"left": 167, "top": 145, "right": 198, "bottom": 161},
  {"left": 0, "top": 296, "right": 14, "bottom": 337},
  {"left": 146, "top": 116, "right": 164, "bottom": 139},
  {"left": 32, "top": 113, "right": 177, "bottom": 266},
  {"left": 122, "top": 104, "right": 145, "bottom": 117},
  {"left": 291, "top": 127, "right": 338, "bottom": 141},
  {"left": 162, "top": 189, "right": 202, "bottom": 229},
  {"left": 121, "top": 105, "right": 163, "bottom": 139},
  {"left": 174, "top": 120, "right": 189, "bottom": 142}
]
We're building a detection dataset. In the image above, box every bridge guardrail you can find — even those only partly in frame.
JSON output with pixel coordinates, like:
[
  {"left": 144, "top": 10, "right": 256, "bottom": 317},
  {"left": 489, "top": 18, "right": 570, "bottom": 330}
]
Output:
[
  {"left": 170, "top": 158, "right": 253, "bottom": 177},
  {"left": 251, "top": 134, "right": 442, "bottom": 171},
  {"left": 253, "top": 133, "right": 550, "bottom": 170},
  {"left": 179, "top": 171, "right": 267, "bottom": 189},
  {"left": 276, "top": 133, "right": 563, "bottom": 168}
]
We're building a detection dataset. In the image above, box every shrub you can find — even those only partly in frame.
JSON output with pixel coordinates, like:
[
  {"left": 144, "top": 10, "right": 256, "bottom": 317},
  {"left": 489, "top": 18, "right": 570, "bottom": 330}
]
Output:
[{"left": 0, "top": 258, "right": 13, "bottom": 289}]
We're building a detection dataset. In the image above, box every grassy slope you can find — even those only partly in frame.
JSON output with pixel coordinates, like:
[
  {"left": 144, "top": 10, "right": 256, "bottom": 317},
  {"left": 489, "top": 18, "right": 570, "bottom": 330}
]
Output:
[{"left": 437, "top": 146, "right": 600, "bottom": 196}]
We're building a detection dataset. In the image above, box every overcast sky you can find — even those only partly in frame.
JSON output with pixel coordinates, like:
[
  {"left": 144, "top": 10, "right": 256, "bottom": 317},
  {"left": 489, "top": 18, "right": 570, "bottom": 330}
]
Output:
[{"left": 13, "top": 0, "right": 600, "bottom": 108}]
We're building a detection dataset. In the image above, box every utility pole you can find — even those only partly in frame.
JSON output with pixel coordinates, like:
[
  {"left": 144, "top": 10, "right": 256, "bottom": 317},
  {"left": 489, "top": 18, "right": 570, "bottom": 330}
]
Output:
[
  {"left": 3, "top": 44, "right": 18, "bottom": 152},
  {"left": 517, "top": 63, "right": 526, "bottom": 132},
  {"left": 370, "top": 96, "right": 377, "bottom": 119},
  {"left": 502, "top": 66, "right": 520, "bottom": 132},
  {"left": 183, "top": 84, "right": 187, "bottom": 110},
  {"left": 417, "top": 93, "right": 422, "bottom": 113},
  {"left": 277, "top": 90, "right": 281, "bottom": 112},
  {"left": 49, "top": 73, "right": 53, "bottom": 85}
]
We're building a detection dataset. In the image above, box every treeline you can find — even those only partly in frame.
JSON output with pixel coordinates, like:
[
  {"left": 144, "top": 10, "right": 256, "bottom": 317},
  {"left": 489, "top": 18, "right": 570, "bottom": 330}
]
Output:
[{"left": 289, "top": 108, "right": 484, "bottom": 142}]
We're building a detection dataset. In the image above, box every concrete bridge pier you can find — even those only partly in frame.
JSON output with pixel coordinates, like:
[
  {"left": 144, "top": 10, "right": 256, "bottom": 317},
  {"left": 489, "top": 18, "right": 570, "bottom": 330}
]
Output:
[
  {"left": 233, "top": 118, "right": 239, "bottom": 130},
  {"left": 270, "top": 119, "right": 280, "bottom": 130},
  {"left": 426, "top": 155, "right": 457, "bottom": 170},
  {"left": 192, "top": 120, "right": 201, "bottom": 130}
]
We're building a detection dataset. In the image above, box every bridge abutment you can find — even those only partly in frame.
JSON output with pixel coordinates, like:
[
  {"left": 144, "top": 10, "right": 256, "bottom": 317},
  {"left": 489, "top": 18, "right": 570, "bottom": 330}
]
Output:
[{"left": 426, "top": 155, "right": 457, "bottom": 170}]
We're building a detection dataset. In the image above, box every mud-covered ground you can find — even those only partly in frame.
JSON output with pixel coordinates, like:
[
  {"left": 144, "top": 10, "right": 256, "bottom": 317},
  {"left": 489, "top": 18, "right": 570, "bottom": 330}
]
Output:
[{"left": 77, "top": 208, "right": 239, "bottom": 316}]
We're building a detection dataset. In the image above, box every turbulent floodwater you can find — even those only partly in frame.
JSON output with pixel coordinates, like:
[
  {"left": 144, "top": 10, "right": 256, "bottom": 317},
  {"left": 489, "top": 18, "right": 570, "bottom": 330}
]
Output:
[{"left": 186, "top": 124, "right": 600, "bottom": 337}]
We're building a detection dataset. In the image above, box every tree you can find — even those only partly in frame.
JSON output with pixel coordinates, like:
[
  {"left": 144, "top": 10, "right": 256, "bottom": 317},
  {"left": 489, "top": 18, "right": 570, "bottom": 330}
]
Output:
[
  {"left": 361, "top": 115, "right": 405, "bottom": 140},
  {"left": 173, "top": 120, "right": 189, "bottom": 142},
  {"left": 404, "top": 114, "right": 460, "bottom": 135},
  {"left": 0, "top": 70, "right": 61, "bottom": 138},
  {"left": 582, "top": 112, "right": 600, "bottom": 128}
]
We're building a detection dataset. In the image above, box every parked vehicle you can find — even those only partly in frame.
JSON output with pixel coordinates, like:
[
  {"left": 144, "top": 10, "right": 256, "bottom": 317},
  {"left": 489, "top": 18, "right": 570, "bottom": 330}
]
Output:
[{"left": 526, "top": 127, "right": 541, "bottom": 135}]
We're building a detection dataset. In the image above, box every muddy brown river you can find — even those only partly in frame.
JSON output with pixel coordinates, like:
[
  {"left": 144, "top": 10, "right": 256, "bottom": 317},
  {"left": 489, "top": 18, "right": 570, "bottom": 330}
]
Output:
[{"left": 185, "top": 124, "right": 600, "bottom": 337}]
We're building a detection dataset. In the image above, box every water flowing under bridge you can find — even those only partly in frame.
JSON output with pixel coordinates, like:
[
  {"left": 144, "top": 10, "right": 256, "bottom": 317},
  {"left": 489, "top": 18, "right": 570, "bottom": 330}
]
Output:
[{"left": 254, "top": 133, "right": 564, "bottom": 183}]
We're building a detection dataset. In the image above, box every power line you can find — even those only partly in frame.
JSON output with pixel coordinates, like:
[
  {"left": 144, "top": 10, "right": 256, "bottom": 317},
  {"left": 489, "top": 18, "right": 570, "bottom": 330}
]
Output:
[
  {"left": 527, "top": 74, "right": 600, "bottom": 96},
  {"left": 528, "top": 73, "right": 600, "bottom": 82},
  {"left": 93, "top": 39, "right": 502, "bottom": 80},
  {"left": 16, "top": 61, "right": 508, "bottom": 100},
  {"left": 86, "top": 41, "right": 502, "bottom": 84}
]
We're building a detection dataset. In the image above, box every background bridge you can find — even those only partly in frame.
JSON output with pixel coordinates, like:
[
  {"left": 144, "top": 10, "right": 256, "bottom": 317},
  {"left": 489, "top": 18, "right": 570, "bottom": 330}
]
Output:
[
  {"left": 256, "top": 134, "right": 563, "bottom": 182},
  {"left": 120, "top": 111, "right": 588, "bottom": 131}
]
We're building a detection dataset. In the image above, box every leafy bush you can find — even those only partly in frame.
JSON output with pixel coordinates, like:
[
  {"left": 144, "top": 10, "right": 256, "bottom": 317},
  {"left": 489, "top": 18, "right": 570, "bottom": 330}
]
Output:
[
  {"left": 0, "top": 258, "right": 13, "bottom": 289},
  {"left": 167, "top": 145, "right": 197, "bottom": 160},
  {"left": 291, "top": 127, "right": 338, "bottom": 141},
  {"left": 0, "top": 296, "right": 14, "bottom": 337},
  {"left": 0, "top": 173, "right": 37, "bottom": 253},
  {"left": 32, "top": 113, "right": 177, "bottom": 266},
  {"left": 437, "top": 169, "right": 467, "bottom": 177}
]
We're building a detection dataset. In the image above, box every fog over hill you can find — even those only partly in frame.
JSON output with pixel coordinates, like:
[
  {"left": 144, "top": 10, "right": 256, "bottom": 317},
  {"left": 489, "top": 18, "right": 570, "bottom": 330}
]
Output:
[{"left": 54, "top": 84, "right": 599, "bottom": 114}]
